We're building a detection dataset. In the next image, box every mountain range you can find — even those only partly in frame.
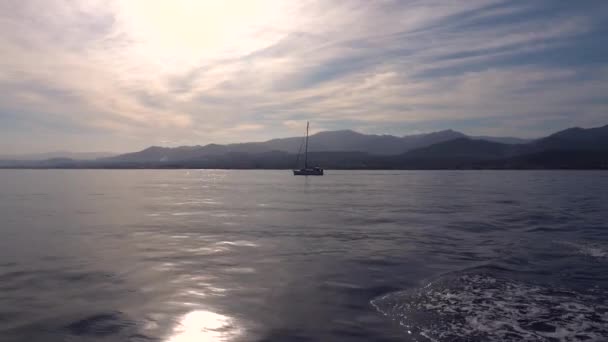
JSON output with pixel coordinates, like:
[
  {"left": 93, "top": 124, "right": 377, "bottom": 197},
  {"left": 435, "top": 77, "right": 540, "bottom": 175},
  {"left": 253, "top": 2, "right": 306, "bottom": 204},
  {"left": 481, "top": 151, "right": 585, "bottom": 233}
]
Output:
[
  {"left": 0, "top": 151, "right": 115, "bottom": 161},
  {"left": 103, "top": 129, "right": 531, "bottom": 163},
  {"left": 1, "top": 125, "right": 606, "bottom": 169}
]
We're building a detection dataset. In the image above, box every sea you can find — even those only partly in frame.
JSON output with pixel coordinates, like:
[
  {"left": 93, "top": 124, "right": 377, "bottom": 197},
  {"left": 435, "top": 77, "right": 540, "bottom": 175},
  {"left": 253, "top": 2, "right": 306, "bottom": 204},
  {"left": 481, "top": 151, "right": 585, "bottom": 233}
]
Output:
[{"left": 0, "top": 170, "right": 607, "bottom": 342}]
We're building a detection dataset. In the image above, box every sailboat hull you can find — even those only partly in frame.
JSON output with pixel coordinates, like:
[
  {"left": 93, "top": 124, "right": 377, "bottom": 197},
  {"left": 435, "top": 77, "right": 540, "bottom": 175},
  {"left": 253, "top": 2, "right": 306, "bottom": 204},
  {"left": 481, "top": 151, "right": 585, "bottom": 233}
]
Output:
[{"left": 293, "top": 168, "right": 324, "bottom": 176}]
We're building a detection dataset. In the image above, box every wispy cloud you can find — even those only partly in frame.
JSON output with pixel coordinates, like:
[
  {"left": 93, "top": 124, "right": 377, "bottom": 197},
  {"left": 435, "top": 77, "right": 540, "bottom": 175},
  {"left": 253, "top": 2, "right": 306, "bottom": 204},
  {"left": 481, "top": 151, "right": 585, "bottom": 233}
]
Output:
[{"left": 1, "top": 0, "right": 607, "bottom": 152}]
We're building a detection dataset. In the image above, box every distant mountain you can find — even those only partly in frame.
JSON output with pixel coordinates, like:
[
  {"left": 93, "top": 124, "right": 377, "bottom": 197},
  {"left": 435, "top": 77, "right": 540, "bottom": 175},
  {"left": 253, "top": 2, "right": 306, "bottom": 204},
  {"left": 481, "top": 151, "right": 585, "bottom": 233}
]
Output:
[
  {"left": 402, "top": 138, "right": 518, "bottom": 160},
  {"left": 2, "top": 125, "right": 606, "bottom": 169},
  {"left": 103, "top": 129, "right": 472, "bottom": 163},
  {"left": 389, "top": 125, "right": 608, "bottom": 169},
  {"left": 497, "top": 150, "right": 608, "bottom": 169},
  {"left": 0, "top": 151, "right": 115, "bottom": 161},
  {"left": 103, "top": 127, "right": 536, "bottom": 165},
  {"left": 470, "top": 136, "right": 532, "bottom": 144},
  {"left": 1, "top": 129, "right": 527, "bottom": 165},
  {"left": 106, "top": 146, "right": 207, "bottom": 163},
  {"left": 402, "top": 124, "right": 608, "bottom": 159},
  {"left": 247, "top": 129, "right": 469, "bottom": 154},
  {"left": 531, "top": 124, "right": 608, "bottom": 151}
]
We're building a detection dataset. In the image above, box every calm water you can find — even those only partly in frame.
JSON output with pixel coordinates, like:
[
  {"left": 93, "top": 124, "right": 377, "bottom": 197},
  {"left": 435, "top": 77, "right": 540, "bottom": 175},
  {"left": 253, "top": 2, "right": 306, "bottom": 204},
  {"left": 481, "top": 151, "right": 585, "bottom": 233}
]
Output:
[{"left": 0, "top": 170, "right": 607, "bottom": 342}]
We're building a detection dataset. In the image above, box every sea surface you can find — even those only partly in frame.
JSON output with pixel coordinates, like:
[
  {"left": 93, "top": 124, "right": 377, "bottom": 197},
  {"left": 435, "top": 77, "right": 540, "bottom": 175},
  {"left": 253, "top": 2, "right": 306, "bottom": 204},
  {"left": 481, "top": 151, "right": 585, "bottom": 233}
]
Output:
[{"left": 0, "top": 170, "right": 607, "bottom": 342}]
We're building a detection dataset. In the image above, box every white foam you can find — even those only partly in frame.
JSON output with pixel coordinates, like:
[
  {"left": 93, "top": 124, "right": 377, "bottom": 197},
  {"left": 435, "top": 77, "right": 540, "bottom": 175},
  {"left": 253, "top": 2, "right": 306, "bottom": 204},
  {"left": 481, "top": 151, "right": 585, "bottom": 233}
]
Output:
[
  {"left": 558, "top": 241, "right": 608, "bottom": 259},
  {"left": 372, "top": 273, "right": 608, "bottom": 341}
]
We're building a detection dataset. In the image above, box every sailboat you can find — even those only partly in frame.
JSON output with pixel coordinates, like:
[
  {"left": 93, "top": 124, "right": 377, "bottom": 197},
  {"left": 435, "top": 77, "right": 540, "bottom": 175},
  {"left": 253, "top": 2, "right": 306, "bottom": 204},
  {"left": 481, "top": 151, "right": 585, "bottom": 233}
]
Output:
[{"left": 293, "top": 122, "right": 324, "bottom": 176}]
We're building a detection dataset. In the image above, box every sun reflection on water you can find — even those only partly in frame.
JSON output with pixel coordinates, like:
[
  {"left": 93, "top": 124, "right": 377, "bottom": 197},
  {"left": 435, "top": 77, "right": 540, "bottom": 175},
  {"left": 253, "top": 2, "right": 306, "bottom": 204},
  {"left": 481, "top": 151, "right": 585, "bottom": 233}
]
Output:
[{"left": 166, "top": 310, "right": 241, "bottom": 342}]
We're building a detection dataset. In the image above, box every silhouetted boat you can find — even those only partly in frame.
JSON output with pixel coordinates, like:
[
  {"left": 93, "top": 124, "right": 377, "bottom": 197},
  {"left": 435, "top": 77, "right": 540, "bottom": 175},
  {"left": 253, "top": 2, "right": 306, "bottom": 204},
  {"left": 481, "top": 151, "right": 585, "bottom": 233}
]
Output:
[{"left": 293, "top": 122, "right": 324, "bottom": 176}]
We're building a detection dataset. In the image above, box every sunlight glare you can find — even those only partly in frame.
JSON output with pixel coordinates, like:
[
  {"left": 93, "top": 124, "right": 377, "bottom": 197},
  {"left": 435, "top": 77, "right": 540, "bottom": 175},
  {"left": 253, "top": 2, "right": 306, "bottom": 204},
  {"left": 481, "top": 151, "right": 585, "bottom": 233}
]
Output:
[
  {"left": 115, "top": 0, "right": 287, "bottom": 69},
  {"left": 166, "top": 310, "right": 241, "bottom": 342}
]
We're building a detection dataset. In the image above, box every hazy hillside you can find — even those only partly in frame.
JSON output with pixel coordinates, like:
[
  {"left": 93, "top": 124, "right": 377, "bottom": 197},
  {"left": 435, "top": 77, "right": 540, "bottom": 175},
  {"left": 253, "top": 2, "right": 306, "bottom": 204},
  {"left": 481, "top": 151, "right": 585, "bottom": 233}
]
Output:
[
  {"left": 402, "top": 138, "right": 517, "bottom": 160},
  {"left": 531, "top": 124, "right": 608, "bottom": 151},
  {"left": 470, "top": 136, "right": 532, "bottom": 144},
  {"left": 0, "top": 151, "right": 115, "bottom": 161},
  {"left": 103, "top": 129, "right": 475, "bottom": 163},
  {"left": 2, "top": 124, "right": 606, "bottom": 169}
]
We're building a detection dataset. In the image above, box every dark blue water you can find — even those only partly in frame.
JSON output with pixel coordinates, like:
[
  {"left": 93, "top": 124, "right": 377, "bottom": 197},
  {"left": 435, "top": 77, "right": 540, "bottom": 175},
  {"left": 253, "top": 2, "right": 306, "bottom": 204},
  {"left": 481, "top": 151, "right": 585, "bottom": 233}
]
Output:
[{"left": 0, "top": 170, "right": 607, "bottom": 341}]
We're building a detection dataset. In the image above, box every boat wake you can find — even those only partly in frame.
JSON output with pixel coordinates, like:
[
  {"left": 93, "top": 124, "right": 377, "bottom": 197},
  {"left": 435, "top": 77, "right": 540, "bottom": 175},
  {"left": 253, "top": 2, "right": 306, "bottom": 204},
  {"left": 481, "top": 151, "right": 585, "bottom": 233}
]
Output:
[
  {"left": 557, "top": 241, "right": 608, "bottom": 259},
  {"left": 371, "top": 267, "right": 608, "bottom": 341}
]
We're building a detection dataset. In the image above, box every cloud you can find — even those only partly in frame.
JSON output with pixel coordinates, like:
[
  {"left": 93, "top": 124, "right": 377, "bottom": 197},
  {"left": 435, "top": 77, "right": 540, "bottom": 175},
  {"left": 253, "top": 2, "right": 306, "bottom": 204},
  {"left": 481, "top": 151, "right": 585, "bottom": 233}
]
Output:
[{"left": 1, "top": 0, "right": 607, "bottom": 153}]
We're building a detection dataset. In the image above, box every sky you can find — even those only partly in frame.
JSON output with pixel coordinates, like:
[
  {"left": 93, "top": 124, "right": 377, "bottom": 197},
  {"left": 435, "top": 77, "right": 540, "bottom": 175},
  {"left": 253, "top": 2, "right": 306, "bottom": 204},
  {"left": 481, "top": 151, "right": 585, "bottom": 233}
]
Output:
[{"left": 1, "top": 0, "right": 607, "bottom": 154}]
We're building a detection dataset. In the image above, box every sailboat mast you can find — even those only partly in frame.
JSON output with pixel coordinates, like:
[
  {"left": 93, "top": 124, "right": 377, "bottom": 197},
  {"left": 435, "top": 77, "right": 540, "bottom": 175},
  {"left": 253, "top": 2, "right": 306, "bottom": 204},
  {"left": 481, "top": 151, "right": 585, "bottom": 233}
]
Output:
[{"left": 304, "top": 121, "right": 309, "bottom": 169}]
